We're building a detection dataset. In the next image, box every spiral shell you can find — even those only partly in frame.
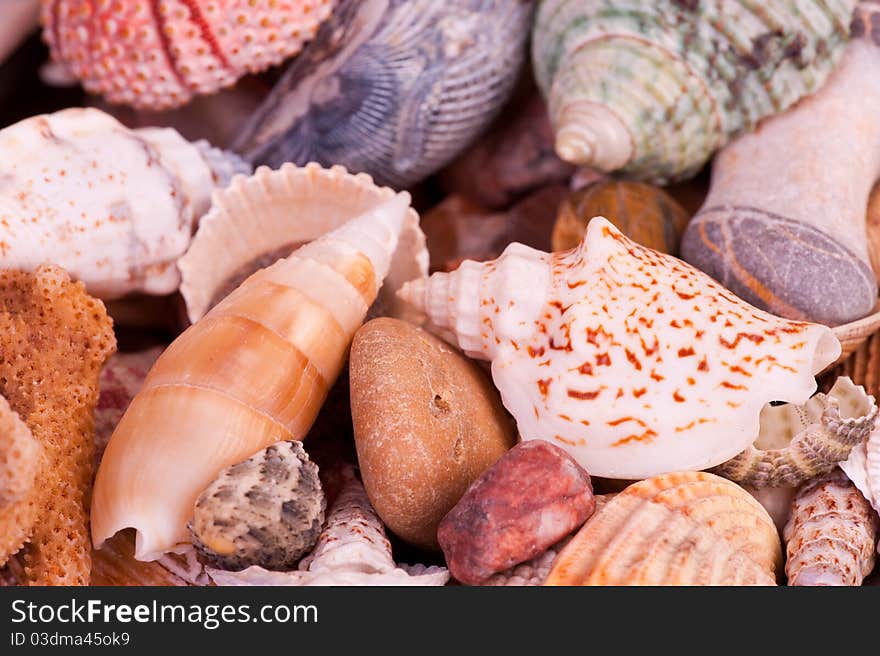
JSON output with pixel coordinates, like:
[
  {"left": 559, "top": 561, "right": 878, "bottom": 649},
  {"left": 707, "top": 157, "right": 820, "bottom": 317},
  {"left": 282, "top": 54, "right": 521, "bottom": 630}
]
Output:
[
  {"left": 532, "top": 0, "right": 855, "bottom": 182},
  {"left": 784, "top": 470, "right": 878, "bottom": 586},
  {"left": 545, "top": 472, "right": 781, "bottom": 585},
  {"left": 714, "top": 377, "right": 878, "bottom": 488},
  {"left": 0, "top": 108, "right": 250, "bottom": 299},
  {"left": 233, "top": 0, "right": 534, "bottom": 189},
  {"left": 91, "top": 168, "right": 412, "bottom": 560},
  {"left": 41, "top": 0, "right": 335, "bottom": 110},
  {"left": 400, "top": 216, "right": 841, "bottom": 479}
]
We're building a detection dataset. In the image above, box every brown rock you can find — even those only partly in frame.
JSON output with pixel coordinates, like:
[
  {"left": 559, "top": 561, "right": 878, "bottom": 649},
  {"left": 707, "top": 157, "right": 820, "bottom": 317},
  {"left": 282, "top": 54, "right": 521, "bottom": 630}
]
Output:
[
  {"left": 437, "top": 440, "right": 595, "bottom": 585},
  {"left": 350, "top": 318, "right": 516, "bottom": 549}
]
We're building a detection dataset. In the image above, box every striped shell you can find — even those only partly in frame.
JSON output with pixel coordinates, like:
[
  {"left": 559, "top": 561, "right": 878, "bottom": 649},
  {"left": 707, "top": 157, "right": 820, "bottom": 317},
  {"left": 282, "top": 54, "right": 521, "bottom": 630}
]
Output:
[
  {"left": 399, "top": 216, "right": 841, "bottom": 479},
  {"left": 91, "top": 169, "right": 411, "bottom": 560},
  {"left": 41, "top": 0, "right": 335, "bottom": 110},
  {"left": 713, "top": 377, "right": 878, "bottom": 488},
  {"left": 545, "top": 472, "right": 781, "bottom": 585},
  {"left": 532, "top": 0, "right": 855, "bottom": 183},
  {"left": 784, "top": 470, "right": 878, "bottom": 586},
  {"left": 0, "top": 108, "right": 250, "bottom": 300},
  {"left": 233, "top": 0, "right": 534, "bottom": 189}
]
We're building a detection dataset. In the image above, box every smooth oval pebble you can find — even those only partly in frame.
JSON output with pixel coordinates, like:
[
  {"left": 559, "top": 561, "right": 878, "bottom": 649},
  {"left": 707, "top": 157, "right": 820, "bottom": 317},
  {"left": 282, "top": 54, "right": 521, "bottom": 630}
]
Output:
[{"left": 350, "top": 317, "right": 516, "bottom": 549}]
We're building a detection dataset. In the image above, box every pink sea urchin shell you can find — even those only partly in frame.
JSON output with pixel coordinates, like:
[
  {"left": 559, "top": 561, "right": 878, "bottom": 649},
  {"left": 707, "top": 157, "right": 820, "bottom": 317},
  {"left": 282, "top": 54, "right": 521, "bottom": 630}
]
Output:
[{"left": 41, "top": 0, "right": 335, "bottom": 110}]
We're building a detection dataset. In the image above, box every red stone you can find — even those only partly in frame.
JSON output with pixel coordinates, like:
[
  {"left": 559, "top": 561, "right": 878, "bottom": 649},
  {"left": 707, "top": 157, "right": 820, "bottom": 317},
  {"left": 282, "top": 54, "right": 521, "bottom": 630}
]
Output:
[{"left": 437, "top": 440, "right": 595, "bottom": 585}]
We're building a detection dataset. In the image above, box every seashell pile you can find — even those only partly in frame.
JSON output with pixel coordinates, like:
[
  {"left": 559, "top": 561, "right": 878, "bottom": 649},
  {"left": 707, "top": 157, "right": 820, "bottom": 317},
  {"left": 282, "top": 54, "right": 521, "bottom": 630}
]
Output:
[{"left": 3, "top": 0, "right": 880, "bottom": 588}]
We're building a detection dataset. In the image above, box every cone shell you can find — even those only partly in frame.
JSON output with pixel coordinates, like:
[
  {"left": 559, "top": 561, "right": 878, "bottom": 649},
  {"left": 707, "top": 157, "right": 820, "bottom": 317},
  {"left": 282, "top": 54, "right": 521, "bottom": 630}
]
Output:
[
  {"left": 41, "top": 0, "right": 335, "bottom": 110},
  {"left": 400, "top": 216, "right": 841, "bottom": 479},
  {"left": 545, "top": 472, "right": 781, "bottom": 586},
  {"left": 233, "top": 0, "right": 534, "bottom": 189},
  {"left": 179, "top": 162, "right": 427, "bottom": 324},
  {"left": 91, "top": 172, "right": 412, "bottom": 560},
  {"left": 532, "top": 0, "right": 855, "bottom": 182},
  {"left": 784, "top": 470, "right": 878, "bottom": 586},
  {"left": 713, "top": 377, "right": 878, "bottom": 488},
  {"left": 0, "top": 107, "right": 249, "bottom": 300}
]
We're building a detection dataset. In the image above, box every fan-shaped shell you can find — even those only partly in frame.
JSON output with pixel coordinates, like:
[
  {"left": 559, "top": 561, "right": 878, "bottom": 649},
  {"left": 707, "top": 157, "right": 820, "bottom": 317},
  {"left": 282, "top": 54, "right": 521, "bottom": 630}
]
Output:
[
  {"left": 400, "top": 216, "right": 841, "bottom": 479},
  {"left": 545, "top": 472, "right": 780, "bottom": 585},
  {"left": 178, "top": 162, "right": 427, "bottom": 324},
  {"left": 0, "top": 107, "right": 250, "bottom": 299},
  {"left": 233, "top": 0, "right": 534, "bottom": 189},
  {"left": 714, "top": 377, "right": 878, "bottom": 487},
  {"left": 91, "top": 169, "right": 412, "bottom": 560},
  {"left": 532, "top": 0, "right": 855, "bottom": 182},
  {"left": 41, "top": 0, "right": 335, "bottom": 110}
]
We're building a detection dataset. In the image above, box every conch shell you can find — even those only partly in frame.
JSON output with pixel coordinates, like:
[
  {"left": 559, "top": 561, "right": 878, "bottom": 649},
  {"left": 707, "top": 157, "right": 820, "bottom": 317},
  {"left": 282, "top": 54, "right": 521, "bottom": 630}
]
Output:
[
  {"left": 784, "top": 470, "right": 878, "bottom": 586},
  {"left": 91, "top": 173, "right": 412, "bottom": 560},
  {"left": 233, "top": 0, "right": 534, "bottom": 189},
  {"left": 714, "top": 377, "right": 878, "bottom": 487},
  {"left": 545, "top": 472, "right": 781, "bottom": 585},
  {"left": 400, "top": 217, "right": 841, "bottom": 479},
  {"left": 178, "top": 162, "right": 427, "bottom": 324},
  {"left": 41, "top": 0, "right": 335, "bottom": 110},
  {"left": 531, "top": 0, "right": 855, "bottom": 182},
  {"left": 0, "top": 108, "right": 250, "bottom": 299}
]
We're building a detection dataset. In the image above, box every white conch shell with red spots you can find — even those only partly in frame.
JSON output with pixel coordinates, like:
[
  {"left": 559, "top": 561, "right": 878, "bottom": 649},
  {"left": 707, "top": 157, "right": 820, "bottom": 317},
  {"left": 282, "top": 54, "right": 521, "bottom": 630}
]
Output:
[{"left": 401, "top": 217, "right": 842, "bottom": 478}]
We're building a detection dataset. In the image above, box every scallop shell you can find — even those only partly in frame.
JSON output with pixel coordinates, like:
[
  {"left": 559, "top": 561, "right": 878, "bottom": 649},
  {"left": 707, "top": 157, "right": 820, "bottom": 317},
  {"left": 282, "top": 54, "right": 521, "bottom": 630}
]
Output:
[
  {"left": 713, "top": 377, "right": 878, "bottom": 488},
  {"left": 783, "top": 469, "right": 878, "bottom": 586},
  {"left": 178, "top": 162, "right": 427, "bottom": 324},
  {"left": 206, "top": 467, "right": 449, "bottom": 586},
  {"left": 91, "top": 174, "right": 412, "bottom": 560},
  {"left": 399, "top": 216, "right": 841, "bottom": 479},
  {"left": 0, "top": 107, "right": 250, "bottom": 300},
  {"left": 532, "top": 0, "right": 855, "bottom": 182},
  {"left": 232, "top": 0, "right": 534, "bottom": 189},
  {"left": 0, "top": 0, "right": 38, "bottom": 65},
  {"left": 545, "top": 472, "right": 780, "bottom": 586},
  {"left": 41, "top": 0, "right": 335, "bottom": 110}
]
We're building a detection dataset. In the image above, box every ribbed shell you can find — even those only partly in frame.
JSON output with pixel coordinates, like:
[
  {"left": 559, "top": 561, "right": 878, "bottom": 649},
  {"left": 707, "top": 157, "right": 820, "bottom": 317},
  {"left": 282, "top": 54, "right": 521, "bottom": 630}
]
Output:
[
  {"left": 91, "top": 174, "right": 410, "bottom": 560},
  {"left": 714, "top": 377, "right": 878, "bottom": 487},
  {"left": 41, "top": 0, "right": 335, "bottom": 110},
  {"left": 545, "top": 472, "right": 781, "bottom": 585},
  {"left": 532, "top": 0, "right": 855, "bottom": 182},
  {"left": 233, "top": 0, "right": 534, "bottom": 189},
  {"left": 784, "top": 470, "right": 878, "bottom": 586},
  {"left": 399, "top": 216, "right": 841, "bottom": 479}
]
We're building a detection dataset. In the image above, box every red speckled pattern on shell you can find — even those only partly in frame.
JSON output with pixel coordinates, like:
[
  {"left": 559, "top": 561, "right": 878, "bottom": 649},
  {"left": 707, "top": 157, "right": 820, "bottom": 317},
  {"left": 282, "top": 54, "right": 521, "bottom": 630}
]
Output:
[{"left": 41, "top": 0, "right": 335, "bottom": 109}]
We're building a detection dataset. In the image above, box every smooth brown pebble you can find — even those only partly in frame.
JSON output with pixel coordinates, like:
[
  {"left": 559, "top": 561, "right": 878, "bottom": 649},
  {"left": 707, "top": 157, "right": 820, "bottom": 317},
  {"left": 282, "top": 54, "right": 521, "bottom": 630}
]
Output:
[{"left": 350, "top": 318, "right": 516, "bottom": 549}]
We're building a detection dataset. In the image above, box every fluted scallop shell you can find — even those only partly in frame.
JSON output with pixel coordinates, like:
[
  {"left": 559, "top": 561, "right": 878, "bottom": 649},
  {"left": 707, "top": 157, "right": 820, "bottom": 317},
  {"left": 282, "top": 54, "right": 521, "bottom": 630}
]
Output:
[
  {"left": 545, "top": 472, "right": 781, "bottom": 586},
  {"left": 41, "top": 0, "right": 335, "bottom": 110},
  {"left": 784, "top": 470, "right": 878, "bottom": 586},
  {"left": 400, "top": 216, "right": 841, "bottom": 479},
  {"left": 1, "top": 0, "right": 38, "bottom": 65},
  {"left": 532, "top": 0, "right": 855, "bottom": 182},
  {"left": 179, "top": 162, "right": 427, "bottom": 324},
  {"left": 91, "top": 172, "right": 411, "bottom": 560},
  {"left": 232, "top": 0, "right": 534, "bottom": 189},
  {"left": 713, "top": 377, "right": 878, "bottom": 488},
  {"left": 0, "top": 107, "right": 250, "bottom": 299}
]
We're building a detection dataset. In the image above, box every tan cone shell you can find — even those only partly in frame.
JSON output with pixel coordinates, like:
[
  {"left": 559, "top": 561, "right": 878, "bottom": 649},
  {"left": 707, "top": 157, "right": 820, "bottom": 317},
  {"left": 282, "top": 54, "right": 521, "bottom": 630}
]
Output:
[{"left": 545, "top": 472, "right": 780, "bottom": 586}]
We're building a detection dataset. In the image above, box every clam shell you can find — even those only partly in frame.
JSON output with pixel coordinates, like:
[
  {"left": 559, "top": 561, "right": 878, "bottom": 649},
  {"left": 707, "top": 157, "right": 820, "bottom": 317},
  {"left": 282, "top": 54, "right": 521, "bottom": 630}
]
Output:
[
  {"left": 233, "top": 0, "right": 534, "bottom": 189},
  {"left": 41, "top": 0, "right": 335, "bottom": 110},
  {"left": 545, "top": 472, "right": 780, "bottom": 586},
  {"left": 713, "top": 377, "right": 878, "bottom": 488},
  {"left": 178, "top": 162, "right": 427, "bottom": 325}
]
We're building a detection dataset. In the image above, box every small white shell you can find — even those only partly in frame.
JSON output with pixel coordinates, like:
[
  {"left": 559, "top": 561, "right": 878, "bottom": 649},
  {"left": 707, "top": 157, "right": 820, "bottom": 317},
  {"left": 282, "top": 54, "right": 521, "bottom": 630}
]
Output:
[{"left": 178, "top": 162, "right": 427, "bottom": 325}]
